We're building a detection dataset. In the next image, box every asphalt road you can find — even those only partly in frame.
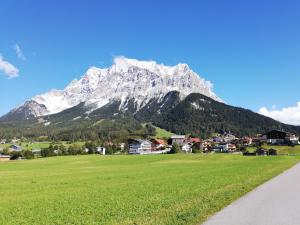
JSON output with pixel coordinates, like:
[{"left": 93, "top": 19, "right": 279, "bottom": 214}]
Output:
[{"left": 203, "top": 162, "right": 300, "bottom": 225}]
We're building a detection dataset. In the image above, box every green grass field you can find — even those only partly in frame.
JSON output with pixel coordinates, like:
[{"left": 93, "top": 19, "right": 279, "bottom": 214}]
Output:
[
  {"left": 152, "top": 125, "right": 175, "bottom": 139},
  {"left": 263, "top": 144, "right": 300, "bottom": 155},
  {"left": 0, "top": 141, "right": 85, "bottom": 151},
  {"left": 0, "top": 154, "right": 299, "bottom": 225},
  {"left": 247, "top": 145, "right": 300, "bottom": 155}
]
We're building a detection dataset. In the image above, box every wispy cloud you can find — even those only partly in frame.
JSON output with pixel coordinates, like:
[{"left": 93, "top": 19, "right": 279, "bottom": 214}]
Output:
[
  {"left": 258, "top": 102, "right": 300, "bottom": 126},
  {"left": 14, "top": 44, "right": 26, "bottom": 60},
  {"left": 0, "top": 55, "right": 19, "bottom": 79}
]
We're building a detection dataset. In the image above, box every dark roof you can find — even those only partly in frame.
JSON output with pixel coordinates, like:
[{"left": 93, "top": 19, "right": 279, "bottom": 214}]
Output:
[{"left": 264, "top": 130, "right": 287, "bottom": 139}]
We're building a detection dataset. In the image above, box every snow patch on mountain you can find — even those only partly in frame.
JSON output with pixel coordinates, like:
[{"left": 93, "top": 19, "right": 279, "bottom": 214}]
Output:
[{"left": 14, "top": 57, "right": 222, "bottom": 117}]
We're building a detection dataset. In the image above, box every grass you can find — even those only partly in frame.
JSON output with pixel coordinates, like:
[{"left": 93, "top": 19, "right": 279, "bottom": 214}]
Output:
[
  {"left": 247, "top": 145, "right": 300, "bottom": 155},
  {"left": 262, "top": 144, "right": 300, "bottom": 155},
  {"left": 0, "top": 154, "right": 299, "bottom": 225},
  {"left": 0, "top": 141, "right": 85, "bottom": 151},
  {"left": 152, "top": 125, "right": 175, "bottom": 139}
]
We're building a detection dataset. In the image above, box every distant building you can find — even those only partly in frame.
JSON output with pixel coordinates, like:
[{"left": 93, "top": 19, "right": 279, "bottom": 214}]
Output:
[
  {"left": 171, "top": 135, "right": 186, "bottom": 145},
  {"left": 213, "top": 136, "right": 223, "bottom": 143},
  {"left": 96, "top": 147, "right": 106, "bottom": 155},
  {"left": 9, "top": 145, "right": 22, "bottom": 152},
  {"left": 218, "top": 143, "right": 229, "bottom": 152},
  {"left": 241, "top": 137, "right": 253, "bottom": 146},
  {"left": 200, "top": 141, "right": 212, "bottom": 151},
  {"left": 189, "top": 137, "right": 201, "bottom": 143},
  {"left": 262, "top": 130, "right": 287, "bottom": 144},
  {"left": 217, "top": 143, "right": 237, "bottom": 152},
  {"left": 128, "top": 139, "right": 152, "bottom": 154},
  {"left": 118, "top": 143, "right": 125, "bottom": 151},
  {"left": 151, "top": 139, "right": 166, "bottom": 150},
  {"left": 223, "top": 133, "right": 237, "bottom": 142},
  {"left": 0, "top": 155, "right": 10, "bottom": 162},
  {"left": 285, "top": 134, "right": 300, "bottom": 145},
  {"left": 181, "top": 143, "right": 192, "bottom": 152}
]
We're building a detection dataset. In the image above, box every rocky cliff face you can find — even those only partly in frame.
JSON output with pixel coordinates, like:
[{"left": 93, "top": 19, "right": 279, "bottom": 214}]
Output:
[{"left": 3, "top": 57, "right": 221, "bottom": 120}]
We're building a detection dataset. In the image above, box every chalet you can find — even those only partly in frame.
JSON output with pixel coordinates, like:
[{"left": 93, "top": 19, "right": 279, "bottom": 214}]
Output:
[
  {"left": 262, "top": 130, "right": 287, "bottom": 144},
  {"left": 151, "top": 139, "right": 166, "bottom": 150},
  {"left": 171, "top": 135, "right": 186, "bottom": 145},
  {"left": 9, "top": 145, "right": 22, "bottom": 152},
  {"left": 128, "top": 139, "right": 152, "bottom": 154},
  {"left": 0, "top": 155, "right": 10, "bottom": 162}
]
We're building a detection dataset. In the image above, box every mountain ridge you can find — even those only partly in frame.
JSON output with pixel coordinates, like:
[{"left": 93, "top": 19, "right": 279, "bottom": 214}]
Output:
[
  {"left": 1, "top": 57, "right": 300, "bottom": 140},
  {"left": 3, "top": 57, "right": 221, "bottom": 120}
]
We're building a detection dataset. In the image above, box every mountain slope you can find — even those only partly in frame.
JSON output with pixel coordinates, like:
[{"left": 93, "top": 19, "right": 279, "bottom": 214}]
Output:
[{"left": 137, "top": 93, "right": 300, "bottom": 137}]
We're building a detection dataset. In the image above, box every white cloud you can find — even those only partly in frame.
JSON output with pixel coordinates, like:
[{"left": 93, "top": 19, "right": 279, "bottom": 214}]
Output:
[
  {"left": 0, "top": 55, "right": 19, "bottom": 79},
  {"left": 258, "top": 102, "right": 300, "bottom": 126},
  {"left": 14, "top": 44, "right": 26, "bottom": 60}
]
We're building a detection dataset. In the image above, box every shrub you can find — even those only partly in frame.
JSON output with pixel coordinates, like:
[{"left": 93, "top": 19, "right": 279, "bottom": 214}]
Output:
[
  {"left": 169, "top": 143, "right": 180, "bottom": 154},
  {"left": 23, "top": 150, "right": 34, "bottom": 159},
  {"left": 268, "top": 149, "right": 277, "bottom": 156}
]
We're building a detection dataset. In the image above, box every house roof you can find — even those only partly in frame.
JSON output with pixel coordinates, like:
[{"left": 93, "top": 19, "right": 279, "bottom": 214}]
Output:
[
  {"left": 190, "top": 137, "right": 201, "bottom": 143},
  {"left": 152, "top": 139, "right": 166, "bottom": 145},
  {"left": 10, "top": 144, "right": 21, "bottom": 148},
  {"left": 129, "top": 139, "right": 152, "bottom": 145},
  {"left": 171, "top": 135, "right": 185, "bottom": 139}
]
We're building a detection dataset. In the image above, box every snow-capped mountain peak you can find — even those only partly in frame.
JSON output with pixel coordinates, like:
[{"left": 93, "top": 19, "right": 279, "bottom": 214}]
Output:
[{"left": 9, "top": 57, "right": 222, "bottom": 118}]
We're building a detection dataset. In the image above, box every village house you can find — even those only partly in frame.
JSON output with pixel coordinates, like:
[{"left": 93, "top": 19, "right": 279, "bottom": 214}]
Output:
[
  {"left": 171, "top": 135, "right": 186, "bottom": 146},
  {"left": 96, "top": 147, "right": 106, "bottom": 155},
  {"left": 285, "top": 134, "right": 300, "bottom": 145},
  {"left": 200, "top": 141, "right": 212, "bottom": 151},
  {"left": 0, "top": 155, "right": 10, "bottom": 162},
  {"left": 241, "top": 137, "right": 253, "bottom": 146},
  {"left": 9, "top": 144, "right": 22, "bottom": 152},
  {"left": 213, "top": 136, "right": 223, "bottom": 143},
  {"left": 262, "top": 130, "right": 287, "bottom": 145},
  {"left": 181, "top": 142, "right": 192, "bottom": 152},
  {"left": 151, "top": 139, "right": 166, "bottom": 151},
  {"left": 11, "top": 138, "right": 20, "bottom": 144},
  {"left": 128, "top": 139, "right": 152, "bottom": 154},
  {"left": 216, "top": 143, "right": 237, "bottom": 152},
  {"left": 223, "top": 133, "right": 237, "bottom": 142},
  {"left": 189, "top": 137, "right": 201, "bottom": 143}
]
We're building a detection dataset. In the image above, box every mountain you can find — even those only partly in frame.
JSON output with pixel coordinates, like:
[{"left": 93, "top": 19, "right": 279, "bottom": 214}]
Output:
[
  {"left": 1, "top": 57, "right": 300, "bottom": 140},
  {"left": 3, "top": 57, "right": 221, "bottom": 119}
]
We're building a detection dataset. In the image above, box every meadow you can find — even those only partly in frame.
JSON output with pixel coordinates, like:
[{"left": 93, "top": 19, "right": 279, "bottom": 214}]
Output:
[
  {"left": 0, "top": 141, "right": 85, "bottom": 151},
  {"left": 247, "top": 144, "right": 300, "bottom": 155},
  {"left": 0, "top": 154, "right": 299, "bottom": 225}
]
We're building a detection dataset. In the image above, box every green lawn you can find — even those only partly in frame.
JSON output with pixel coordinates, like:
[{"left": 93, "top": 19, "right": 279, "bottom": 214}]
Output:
[
  {"left": 0, "top": 141, "right": 86, "bottom": 151},
  {"left": 153, "top": 125, "right": 175, "bottom": 139},
  {"left": 263, "top": 144, "right": 300, "bottom": 155},
  {"left": 0, "top": 154, "right": 299, "bottom": 225}
]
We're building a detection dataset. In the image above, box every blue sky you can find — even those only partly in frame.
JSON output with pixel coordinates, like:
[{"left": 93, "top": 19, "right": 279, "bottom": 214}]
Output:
[{"left": 0, "top": 0, "right": 300, "bottom": 124}]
